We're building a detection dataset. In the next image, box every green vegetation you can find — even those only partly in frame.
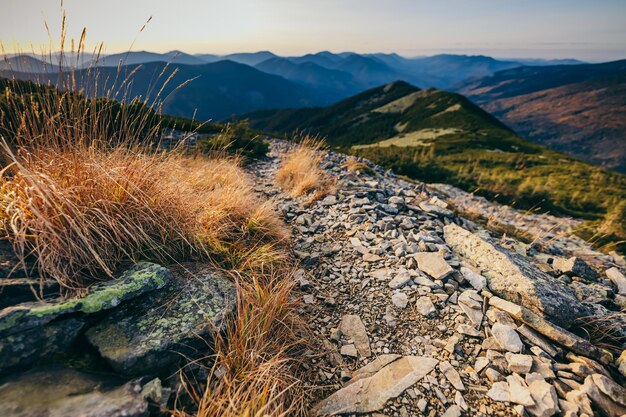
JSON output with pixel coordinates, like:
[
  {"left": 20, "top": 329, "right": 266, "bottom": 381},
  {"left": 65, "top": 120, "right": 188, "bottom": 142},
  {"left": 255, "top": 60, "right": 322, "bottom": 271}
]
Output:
[
  {"left": 195, "top": 120, "right": 269, "bottom": 159},
  {"left": 245, "top": 81, "right": 626, "bottom": 253}
]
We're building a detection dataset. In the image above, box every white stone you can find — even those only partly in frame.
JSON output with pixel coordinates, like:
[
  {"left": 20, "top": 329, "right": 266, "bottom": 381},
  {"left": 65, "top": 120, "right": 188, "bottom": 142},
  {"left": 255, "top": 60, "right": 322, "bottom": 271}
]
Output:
[
  {"left": 506, "top": 353, "right": 534, "bottom": 374},
  {"left": 487, "top": 381, "right": 510, "bottom": 402},
  {"left": 606, "top": 267, "right": 626, "bottom": 295},
  {"left": 492, "top": 323, "right": 524, "bottom": 353},
  {"left": 461, "top": 266, "right": 487, "bottom": 291},
  {"left": 415, "top": 296, "right": 437, "bottom": 317},
  {"left": 392, "top": 292, "right": 409, "bottom": 309}
]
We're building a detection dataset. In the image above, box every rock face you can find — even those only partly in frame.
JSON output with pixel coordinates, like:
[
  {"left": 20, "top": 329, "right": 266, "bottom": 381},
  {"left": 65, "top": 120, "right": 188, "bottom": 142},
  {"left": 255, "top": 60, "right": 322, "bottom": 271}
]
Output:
[
  {"left": 86, "top": 264, "right": 236, "bottom": 375},
  {"left": 0, "top": 262, "right": 171, "bottom": 374},
  {"left": 314, "top": 356, "right": 438, "bottom": 415},
  {"left": 443, "top": 224, "right": 589, "bottom": 328},
  {"left": 0, "top": 367, "right": 150, "bottom": 417}
]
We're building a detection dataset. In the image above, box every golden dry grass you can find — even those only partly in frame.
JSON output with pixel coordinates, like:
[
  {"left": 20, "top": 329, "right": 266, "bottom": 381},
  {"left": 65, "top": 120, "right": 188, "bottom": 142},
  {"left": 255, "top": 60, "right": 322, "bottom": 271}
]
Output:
[
  {"left": 275, "top": 137, "right": 336, "bottom": 204},
  {"left": 172, "top": 268, "right": 309, "bottom": 417}
]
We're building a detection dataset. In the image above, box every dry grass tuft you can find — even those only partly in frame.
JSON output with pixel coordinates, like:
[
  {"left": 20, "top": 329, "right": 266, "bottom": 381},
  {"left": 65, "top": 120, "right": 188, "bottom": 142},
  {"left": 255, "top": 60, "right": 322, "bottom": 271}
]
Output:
[
  {"left": 172, "top": 268, "right": 309, "bottom": 417},
  {"left": 275, "top": 137, "right": 336, "bottom": 204},
  {"left": 344, "top": 156, "right": 373, "bottom": 175}
]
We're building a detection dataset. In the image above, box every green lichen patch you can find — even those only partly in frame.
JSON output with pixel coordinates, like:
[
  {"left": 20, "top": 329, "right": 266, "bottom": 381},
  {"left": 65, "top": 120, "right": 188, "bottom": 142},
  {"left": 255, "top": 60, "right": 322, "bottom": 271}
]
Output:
[{"left": 0, "top": 262, "right": 171, "bottom": 336}]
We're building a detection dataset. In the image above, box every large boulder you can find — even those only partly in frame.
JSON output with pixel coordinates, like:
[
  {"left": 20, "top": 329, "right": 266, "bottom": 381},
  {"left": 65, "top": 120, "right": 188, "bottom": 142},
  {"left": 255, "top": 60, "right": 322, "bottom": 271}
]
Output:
[
  {"left": 86, "top": 263, "right": 236, "bottom": 375},
  {"left": 0, "top": 262, "right": 171, "bottom": 374},
  {"left": 0, "top": 366, "right": 150, "bottom": 417},
  {"left": 444, "top": 224, "right": 589, "bottom": 328}
]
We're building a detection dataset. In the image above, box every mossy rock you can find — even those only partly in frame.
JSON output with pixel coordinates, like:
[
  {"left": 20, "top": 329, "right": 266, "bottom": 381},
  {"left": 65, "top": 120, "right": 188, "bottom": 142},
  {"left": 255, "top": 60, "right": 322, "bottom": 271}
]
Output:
[
  {"left": 0, "top": 262, "right": 172, "bottom": 336},
  {"left": 85, "top": 263, "right": 236, "bottom": 376}
]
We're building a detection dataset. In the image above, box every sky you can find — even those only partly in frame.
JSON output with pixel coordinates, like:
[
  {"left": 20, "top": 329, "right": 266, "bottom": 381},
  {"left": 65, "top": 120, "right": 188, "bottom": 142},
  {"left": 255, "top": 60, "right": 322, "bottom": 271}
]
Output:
[{"left": 2, "top": 0, "right": 626, "bottom": 61}]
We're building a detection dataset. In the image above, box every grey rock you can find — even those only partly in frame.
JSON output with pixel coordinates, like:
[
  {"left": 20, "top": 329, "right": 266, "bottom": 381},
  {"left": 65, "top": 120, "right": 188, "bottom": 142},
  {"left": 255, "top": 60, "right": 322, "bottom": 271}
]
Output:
[
  {"left": 415, "top": 296, "right": 437, "bottom": 317},
  {"left": 313, "top": 356, "right": 438, "bottom": 415},
  {"left": 506, "top": 353, "right": 534, "bottom": 374},
  {"left": 492, "top": 323, "right": 524, "bottom": 353},
  {"left": 414, "top": 252, "right": 453, "bottom": 280},
  {"left": 340, "top": 314, "right": 371, "bottom": 358},
  {"left": 458, "top": 290, "right": 484, "bottom": 326},
  {"left": 526, "top": 379, "right": 560, "bottom": 417},
  {"left": 460, "top": 266, "right": 487, "bottom": 291},
  {"left": 392, "top": 292, "right": 409, "bottom": 309},
  {"left": 440, "top": 361, "right": 465, "bottom": 391},
  {"left": 0, "top": 367, "right": 149, "bottom": 417},
  {"left": 86, "top": 264, "right": 236, "bottom": 375},
  {"left": 444, "top": 224, "right": 589, "bottom": 328},
  {"left": 389, "top": 271, "right": 412, "bottom": 289},
  {"left": 606, "top": 267, "right": 626, "bottom": 294}
]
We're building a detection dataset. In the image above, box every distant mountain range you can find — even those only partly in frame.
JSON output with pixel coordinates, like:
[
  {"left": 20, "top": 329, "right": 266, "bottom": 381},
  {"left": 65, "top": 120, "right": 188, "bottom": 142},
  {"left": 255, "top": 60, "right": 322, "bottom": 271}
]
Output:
[
  {"left": 459, "top": 60, "right": 626, "bottom": 173},
  {"left": 1, "top": 61, "right": 316, "bottom": 121},
  {"left": 3, "top": 50, "right": 624, "bottom": 172},
  {"left": 240, "top": 81, "right": 626, "bottom": 221}
]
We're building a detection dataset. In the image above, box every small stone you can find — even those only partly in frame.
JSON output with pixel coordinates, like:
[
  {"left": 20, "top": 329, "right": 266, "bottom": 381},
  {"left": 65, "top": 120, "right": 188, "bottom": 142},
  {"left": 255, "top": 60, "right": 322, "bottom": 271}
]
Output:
[
  {"left": 460, "top": 266, "right": 487, "bottom": 291},
  {"left": 414, "top": 252, "right": 454, "bottom": 280},
  {"left": 417, "top": 398, "right": 428, "bottom": 412},
  {"left": 486, "top": 368, "right": 504, "bottom": 383},
  {"left": 507, "top": 374, "right": 535, "bottom": 406},
  {"left": 440, "top": 361, "right": 465, "bottom": 391},
  {"left": 415, "top": 296, "right": 437, "bottom": 317},
  {"left": 606, "top": 267, "right": 626, "bottom": 295},
  {"left": 341, "top": 344, "right": 358, "bottom": 357},
  {"left": 392, "top": 292, "right": 409, "bottom": 309},
  {"left": 506, "top": 353, "right": 534, "bottom": 374},
  {"left": 475, "top": 357, "right": 490, "bottom": 373},
  {"left": 458, "top": 290, "right": 484, "bottom": 326},
  {"left": 492, "top": 323, "right": 524, "bottom": 353},
  {"left": 389, "top": 271, "right": 412, "bottom": 289},
  {"left": 487, "top": 381, "right": 510, "bottom": 402},
  {"left": 526, "top": 380, "right": 560, "bottom": 417},
  {"left": 442, "top": 405, "right": 462, "bottom": 417},
  {"left": 457, "top": 323, "right": 481, "bottom": 337},
  {"left": 617, "top": 350, "right": 626, "bottom": 377},
  {"left": 340, "top": 315, "right": 372, "bottom": 358}
]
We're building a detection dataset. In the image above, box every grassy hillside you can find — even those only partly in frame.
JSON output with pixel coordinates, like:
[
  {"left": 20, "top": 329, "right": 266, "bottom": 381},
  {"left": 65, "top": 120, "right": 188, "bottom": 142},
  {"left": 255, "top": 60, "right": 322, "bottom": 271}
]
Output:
[
  {"left": 458, "top": 60, "right": 626, "bottom": 173},
  {"left": 245, "top": 81, "right": 626, "bottom": 251}
]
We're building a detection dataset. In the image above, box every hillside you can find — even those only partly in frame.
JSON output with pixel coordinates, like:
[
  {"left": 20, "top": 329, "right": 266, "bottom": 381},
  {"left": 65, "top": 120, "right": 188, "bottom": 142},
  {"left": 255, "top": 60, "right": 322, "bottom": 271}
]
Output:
[
  {"left": 1, "top": 60, "right": 317, "bottom": 120},
  {"left": 244, "top": 81, "right": 626, "bottom": 236},
  {"left": 459, "top": 60, "right": 626, "bottom": 172}
]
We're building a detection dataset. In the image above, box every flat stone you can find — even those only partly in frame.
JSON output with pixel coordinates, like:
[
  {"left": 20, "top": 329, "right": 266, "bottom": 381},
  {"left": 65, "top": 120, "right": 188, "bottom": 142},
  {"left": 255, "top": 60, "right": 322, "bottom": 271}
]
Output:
[
  {"left": 526, "top": 380, "right": 560, "bottom": 417},
  {"left": 506, "top": 374, "right": 535, "bottom": 406},
  {"left": 458, "top": 290, "right": 484, "bottom": 326},
  {"left": 389, "top": 271, "right": 412, "bottom": 289},
  {"left": 340, "top": 314, "right": 372, "bottom": 358},
  {"left": 86, "top": 263, "right": 235, "bottom": 375},
  {"left": 414, "top": 252, "right": 454, "bottom": 280},
  {"left": 606, "top": 267, "right": 626, "bottom": 295},
  {"left": 492, "top": 323, "right": 524, "bottom": 353},
  {"left": 415, "top": 296, "right": 437, "bottom": 317},
  {"left": 506, "top": 353, "right": 534, "bottom": 374},
  {"left": 0, "top": 367, "right": 149, "bottom": 417},
  {"left": 591, "top": 374, "right": 626, "bottom": 407},
  {"left": 349, "top": 354, "right": 401, "bottom": 383},
  {"left": 457, "top": 323, "right": 481, "bottom": 337},
  {"left": 475, "top": 357, "right": 490, "bottom": 373},
  {"left": 460, "top": 266, "right": 487, "bottom": 291},
  {"left": 440, "top": 361, "right": 465, "bottom": 391},
  {"left": 442, "top": 405, "right": 462, "bottom": 417},
  {"left": 341, "top": 344, "right": 358, "bottom": 358},
  {"left": 313, "top": 356, "right": 438, "bottom": 415},
  {"left": 487, "top": 381, "right": 510, "bottom": 402},
  {"left": 444, "top": 224, "right": 589, "bottom": 328},
  {"left": 391, "top": 292, "right": 409, "bottom": 309}
]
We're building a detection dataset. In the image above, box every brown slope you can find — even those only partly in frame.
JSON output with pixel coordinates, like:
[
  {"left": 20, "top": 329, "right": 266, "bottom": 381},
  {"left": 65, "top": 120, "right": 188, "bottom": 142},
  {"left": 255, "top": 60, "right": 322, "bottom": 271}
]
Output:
[{"left": 459, "top": 61, "right": 626, "bottom": 173}]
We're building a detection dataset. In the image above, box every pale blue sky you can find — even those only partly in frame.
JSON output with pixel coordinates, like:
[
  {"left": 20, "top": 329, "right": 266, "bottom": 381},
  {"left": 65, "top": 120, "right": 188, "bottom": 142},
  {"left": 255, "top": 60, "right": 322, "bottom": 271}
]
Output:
[{"left": 2, "top": 0, "right": 626, "bottom": 61}]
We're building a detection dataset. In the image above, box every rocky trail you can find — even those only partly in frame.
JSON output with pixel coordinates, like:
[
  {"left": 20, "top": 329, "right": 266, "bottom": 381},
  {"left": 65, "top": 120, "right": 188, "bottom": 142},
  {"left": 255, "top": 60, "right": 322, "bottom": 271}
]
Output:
[
  {"left": 250, "top": 140, "right": 626, "bottom": 417},
  {"left": 1, "top": 139, "right": 625, "bottom": 417}
]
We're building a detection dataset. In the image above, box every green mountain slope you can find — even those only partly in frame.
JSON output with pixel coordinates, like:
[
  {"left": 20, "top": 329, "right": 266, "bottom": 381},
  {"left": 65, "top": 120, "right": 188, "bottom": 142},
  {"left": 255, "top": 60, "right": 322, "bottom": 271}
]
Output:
[{"left": 244, "top": 81, "right": 626, "bottom": 234}]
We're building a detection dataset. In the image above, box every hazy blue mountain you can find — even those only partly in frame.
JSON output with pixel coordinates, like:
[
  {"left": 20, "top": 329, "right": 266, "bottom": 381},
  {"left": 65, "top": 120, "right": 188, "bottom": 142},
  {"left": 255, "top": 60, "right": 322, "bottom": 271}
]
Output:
[
  {"left": 221, "top": 51, "right": 278, "bottom": 66},
  {"left": 2, "top": 60, "right": 316, "bottom": 120},
  {"left": 255, "top": 57, "right": 363, "bottom": 103},
  {"left": 96, "top": 50, "right": 206, "bottom": 67},
  {"left": 513, "top": 58, "right": 586, "bottom": 66},
  {"left": 0, "top": 55, "right": 56, "bottom": 73}
]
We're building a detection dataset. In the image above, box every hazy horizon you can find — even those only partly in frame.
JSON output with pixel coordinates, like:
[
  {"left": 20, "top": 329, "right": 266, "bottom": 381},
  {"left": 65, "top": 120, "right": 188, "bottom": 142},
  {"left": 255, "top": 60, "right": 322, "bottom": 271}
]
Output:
[{"left": 3, "top": 0, "right": 626, "bottom": 62}]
